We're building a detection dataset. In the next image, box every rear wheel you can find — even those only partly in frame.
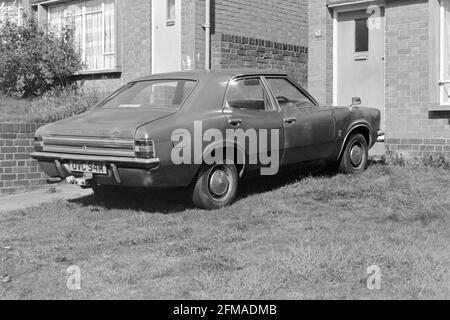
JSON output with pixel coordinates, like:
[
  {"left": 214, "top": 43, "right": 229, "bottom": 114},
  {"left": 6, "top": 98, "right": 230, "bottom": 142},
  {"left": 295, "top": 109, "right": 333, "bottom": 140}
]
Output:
[
  {"left": 339, "top": 133, "right": 369, "bottom": 174},
  {"left": 192, "top": 163, "right": 239, "bottom": 210}
]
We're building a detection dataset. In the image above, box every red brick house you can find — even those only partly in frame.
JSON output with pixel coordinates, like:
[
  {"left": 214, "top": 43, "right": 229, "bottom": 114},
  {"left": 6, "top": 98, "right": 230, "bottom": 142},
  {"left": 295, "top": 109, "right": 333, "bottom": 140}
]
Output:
[
  {"left": 308, "top": 0, "right": 450, "bottom": 159},
  {"left": 17, "top": 0, "right": 308, "bottom": 91}
]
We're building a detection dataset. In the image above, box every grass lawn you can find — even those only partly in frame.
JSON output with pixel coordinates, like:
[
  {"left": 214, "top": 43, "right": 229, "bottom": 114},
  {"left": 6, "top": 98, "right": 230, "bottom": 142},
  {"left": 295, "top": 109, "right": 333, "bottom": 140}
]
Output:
[{"left": 0, "top": 164, "right": 449, "bottom": 299}]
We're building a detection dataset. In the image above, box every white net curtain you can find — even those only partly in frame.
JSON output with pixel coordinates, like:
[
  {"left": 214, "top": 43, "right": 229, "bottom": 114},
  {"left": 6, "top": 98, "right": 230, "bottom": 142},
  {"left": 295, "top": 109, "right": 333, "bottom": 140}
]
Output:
[
  {"left": 48, "top": 0, "right": 116, "bottom": 71},
  {"left": 0, "top": 0, "right": 23, "bottom": 25}
]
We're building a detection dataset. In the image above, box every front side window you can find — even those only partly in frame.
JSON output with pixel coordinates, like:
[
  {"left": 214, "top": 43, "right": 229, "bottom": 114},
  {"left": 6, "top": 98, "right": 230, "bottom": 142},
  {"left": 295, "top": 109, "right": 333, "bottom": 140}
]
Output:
[
  {"left": 266, "top": 78, "right": 315, "bottom": 110},
  {"left": 440, "top": 0, "right": 450, "bottom": 104},
  {"left": 227, "top": 78, "right": 270, "bottom": 111},
  {"left": 48, "top": 0, "right": 116, "bottom": 71},
  {"left": 98, "top": 80, "right": 196, "bottom": 109}
]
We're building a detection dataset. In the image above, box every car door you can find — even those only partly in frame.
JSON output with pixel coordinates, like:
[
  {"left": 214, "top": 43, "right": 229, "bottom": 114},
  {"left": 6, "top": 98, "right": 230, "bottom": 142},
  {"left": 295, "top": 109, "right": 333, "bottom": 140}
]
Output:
[
  {"left": 224, "top": 77, "right": 284, "bottom": 174},
  {"left": 264, "top": 77, "right": 335, "bottom": 164}
]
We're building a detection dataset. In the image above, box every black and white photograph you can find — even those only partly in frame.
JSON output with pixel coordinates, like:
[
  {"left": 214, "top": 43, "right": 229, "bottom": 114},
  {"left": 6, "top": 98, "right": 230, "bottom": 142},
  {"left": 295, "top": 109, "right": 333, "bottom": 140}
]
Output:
[{"left": 0, "top": 0, "right": 449, "bottom": 305}]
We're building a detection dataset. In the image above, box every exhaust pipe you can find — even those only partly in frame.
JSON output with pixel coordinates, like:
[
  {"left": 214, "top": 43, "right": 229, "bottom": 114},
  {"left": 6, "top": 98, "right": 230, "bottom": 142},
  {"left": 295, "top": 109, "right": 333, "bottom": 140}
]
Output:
[{"left": 66, "top": 175, "right": 93, "bottom": 187}]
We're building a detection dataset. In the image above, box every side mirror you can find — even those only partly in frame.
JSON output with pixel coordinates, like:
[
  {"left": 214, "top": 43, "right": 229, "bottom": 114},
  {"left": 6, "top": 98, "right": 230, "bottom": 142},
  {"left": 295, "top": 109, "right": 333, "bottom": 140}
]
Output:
[{"left": 351, "top": 97, "right": 361, "bottom": 106}]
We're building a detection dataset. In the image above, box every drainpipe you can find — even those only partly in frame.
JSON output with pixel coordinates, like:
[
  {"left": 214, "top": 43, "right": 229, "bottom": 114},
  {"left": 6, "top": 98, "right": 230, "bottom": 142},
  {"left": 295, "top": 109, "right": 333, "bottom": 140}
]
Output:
[{"left": 204, "top": 0, "right": 211, "bottom": 70}]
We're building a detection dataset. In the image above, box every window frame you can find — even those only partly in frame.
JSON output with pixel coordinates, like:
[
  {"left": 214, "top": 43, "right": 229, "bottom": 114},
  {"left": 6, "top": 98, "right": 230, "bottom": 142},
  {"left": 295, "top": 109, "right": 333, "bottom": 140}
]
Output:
[
  {"left": 166, "top": 0, "right": 176, "bottom": 24},
  {"left": 96, "top": 78, "right": 199, "bottom": 110},
  {"left": 354, "top": 17, "right": 369, "bottom": 53},
  {"left": 225, "top": 76, "right": 277, "bottom": 112},
  {"left": 263, "top": 76, "right": 319, "bottom": 110},
  {"left": 47, "top": 0, "right": 117, "bottom": 72}
]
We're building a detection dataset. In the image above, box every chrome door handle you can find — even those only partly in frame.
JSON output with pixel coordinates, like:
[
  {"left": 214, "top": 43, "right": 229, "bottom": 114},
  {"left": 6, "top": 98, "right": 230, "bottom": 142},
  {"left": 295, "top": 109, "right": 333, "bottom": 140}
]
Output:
[
  {"left": 284, "top": 117, "right": 297, "bottom": 124},
  {"left": 229, "top": 119, "right": 242, "bottom": 126}
]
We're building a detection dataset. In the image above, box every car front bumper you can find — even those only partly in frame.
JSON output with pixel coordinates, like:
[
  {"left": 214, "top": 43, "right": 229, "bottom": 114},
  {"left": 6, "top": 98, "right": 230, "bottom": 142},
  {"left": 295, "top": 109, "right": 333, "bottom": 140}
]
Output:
[{"left": 377, "top": 130, "right": 385, "bottom": 143}]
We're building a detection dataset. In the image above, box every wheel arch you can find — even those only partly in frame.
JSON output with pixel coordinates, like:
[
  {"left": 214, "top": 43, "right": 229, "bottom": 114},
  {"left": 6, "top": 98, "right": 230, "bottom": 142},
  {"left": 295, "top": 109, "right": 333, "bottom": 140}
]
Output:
[
  {"left": 337, "top": 124, "right": 371, "bottom": 160},
  {"left": 194, "top": 139, "right": 246, "bottom": 180}
]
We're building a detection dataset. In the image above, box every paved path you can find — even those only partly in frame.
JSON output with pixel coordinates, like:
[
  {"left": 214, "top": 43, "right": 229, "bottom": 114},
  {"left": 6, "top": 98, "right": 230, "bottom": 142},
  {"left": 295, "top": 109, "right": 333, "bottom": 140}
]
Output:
[{"left": 0, "top": 184, "right": 92, "bottom": 212}]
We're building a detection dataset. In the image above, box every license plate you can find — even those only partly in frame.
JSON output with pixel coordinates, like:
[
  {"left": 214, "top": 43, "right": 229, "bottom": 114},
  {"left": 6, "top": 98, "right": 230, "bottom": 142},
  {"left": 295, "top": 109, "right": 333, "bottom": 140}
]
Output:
[{"left": 69, "top": 161, "right": 107, "bottom": 175}]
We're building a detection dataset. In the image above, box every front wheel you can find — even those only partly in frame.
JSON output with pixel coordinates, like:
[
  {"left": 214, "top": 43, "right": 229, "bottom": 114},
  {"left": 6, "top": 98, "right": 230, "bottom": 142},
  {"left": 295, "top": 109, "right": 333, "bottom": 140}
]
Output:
[
  {"left": 339, "top": 133, "right": 369, "bottom": 174},
  {"left": 192, "top": 164, "right": 239, "bottom": 210}
]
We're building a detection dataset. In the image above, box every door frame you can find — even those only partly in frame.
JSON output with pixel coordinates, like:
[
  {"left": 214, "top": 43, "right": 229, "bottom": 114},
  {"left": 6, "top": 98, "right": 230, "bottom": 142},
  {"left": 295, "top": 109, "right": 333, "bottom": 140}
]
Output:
[
  {"left": 151, "top": 0, "right": 182, "bottom": 74},
  {"left": 331, "top": 0, "right": 386, "bottom": 108}
]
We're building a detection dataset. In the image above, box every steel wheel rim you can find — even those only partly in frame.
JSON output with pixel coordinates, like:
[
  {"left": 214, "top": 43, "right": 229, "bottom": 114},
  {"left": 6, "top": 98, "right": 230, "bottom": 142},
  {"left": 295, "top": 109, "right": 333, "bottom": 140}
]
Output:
[{"left": 208, "top": 166, "right": 233, "bottom": 200}]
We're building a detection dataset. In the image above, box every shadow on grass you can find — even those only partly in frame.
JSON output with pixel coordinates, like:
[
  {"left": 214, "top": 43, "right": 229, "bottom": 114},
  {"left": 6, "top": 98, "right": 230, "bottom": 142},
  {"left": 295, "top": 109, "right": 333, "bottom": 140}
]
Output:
[{"left": 69, "top": 163, "right": 340, "bottom": 213}]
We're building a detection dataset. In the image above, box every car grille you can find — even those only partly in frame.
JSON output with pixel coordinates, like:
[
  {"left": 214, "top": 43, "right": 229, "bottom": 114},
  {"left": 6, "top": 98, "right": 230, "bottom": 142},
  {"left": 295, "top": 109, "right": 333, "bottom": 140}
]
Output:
[{"left": 42, "top": 136, "right": 135, "bottom": 157}]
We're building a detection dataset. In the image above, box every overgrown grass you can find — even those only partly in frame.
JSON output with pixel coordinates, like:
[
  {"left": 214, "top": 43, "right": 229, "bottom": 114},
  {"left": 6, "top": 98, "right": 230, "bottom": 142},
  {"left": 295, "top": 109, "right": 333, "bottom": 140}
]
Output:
[
  {"left": 0, "top": 164, "right": 449, "bottom": 299},
  {"left": 0, "top": 87, "right": 107, "bottom": 123}
]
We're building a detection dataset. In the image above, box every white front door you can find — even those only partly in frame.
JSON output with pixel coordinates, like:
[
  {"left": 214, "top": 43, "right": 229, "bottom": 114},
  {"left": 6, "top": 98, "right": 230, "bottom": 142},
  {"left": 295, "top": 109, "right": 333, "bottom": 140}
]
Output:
[
  {"left": 336, "top": 8, "right": 385, "bottom": 130},
  {"left": 152, "top": 0, "right": 182, "bottom": 74}
]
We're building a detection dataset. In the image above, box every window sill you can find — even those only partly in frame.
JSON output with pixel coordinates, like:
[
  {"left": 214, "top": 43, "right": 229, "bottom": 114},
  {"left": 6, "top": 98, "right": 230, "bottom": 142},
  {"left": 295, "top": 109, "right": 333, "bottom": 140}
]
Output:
[
  {"left": 74, "top": 67, "right": 122, "bottom": 76},
  {"left": 429, "top": 109, "right": 450, "bottom": 119}
]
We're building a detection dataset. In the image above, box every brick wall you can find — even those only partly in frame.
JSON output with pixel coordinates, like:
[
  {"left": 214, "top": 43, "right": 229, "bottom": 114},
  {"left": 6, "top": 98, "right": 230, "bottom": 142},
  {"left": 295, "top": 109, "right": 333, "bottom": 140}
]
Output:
[
  {"left": 0, "top": 123, "right": 47, "bottom": 196},
  {"left": 187, "top": 0, "right": 309, "bottom": 72},
  {"left": 211, "top": 33, "right": 308, "bottom": 86},
  {"left": 119, "top": 0, "right": 152, "bottom": 83},
  {"left": 307, "top": 0, "right": 333, "bottom": 105},
  {"left": 384, "top": 0, "right": 450, "bottom": 159},
  {"left": 213, "top": 0, "right": 308, "bottom": 46}
]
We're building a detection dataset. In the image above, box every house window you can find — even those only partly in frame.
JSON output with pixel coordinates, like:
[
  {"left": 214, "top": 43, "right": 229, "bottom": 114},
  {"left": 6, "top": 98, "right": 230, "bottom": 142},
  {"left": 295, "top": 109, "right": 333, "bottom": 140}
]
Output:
[
  {"left": 355, "top": 18, "right": 369, "bottom": 52},
  {"left": 48, "top": 0, "right": 116, "bottom": 72},
  {"left": 0, "top": 1, "right": 24, "bottom": 25},
  {"left": 167, "top": 0, "right": 175, "bottom": 21}
]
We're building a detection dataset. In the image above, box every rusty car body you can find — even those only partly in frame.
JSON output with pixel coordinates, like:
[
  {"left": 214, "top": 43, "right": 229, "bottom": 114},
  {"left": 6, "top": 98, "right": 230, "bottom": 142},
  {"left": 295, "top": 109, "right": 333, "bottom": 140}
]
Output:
[{"left": 31, "top": 70, "right": 382, "bottom": 209}]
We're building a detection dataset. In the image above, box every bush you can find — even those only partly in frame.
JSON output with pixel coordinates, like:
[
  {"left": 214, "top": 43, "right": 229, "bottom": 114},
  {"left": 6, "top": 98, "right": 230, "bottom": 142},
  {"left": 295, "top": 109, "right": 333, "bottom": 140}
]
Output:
[{"left": 0, "top": 18, "right": 81, "bottom": 97}]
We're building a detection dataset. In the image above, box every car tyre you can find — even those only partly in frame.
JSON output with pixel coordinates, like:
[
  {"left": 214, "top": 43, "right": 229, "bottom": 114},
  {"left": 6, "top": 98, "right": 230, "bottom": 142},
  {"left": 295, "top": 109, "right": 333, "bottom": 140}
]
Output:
[
  {"left": 192, "top": 163, "right": 239, "bottom": 210},
  {"left": 339, "top": 133, "right": 369, "bottom": 174}
]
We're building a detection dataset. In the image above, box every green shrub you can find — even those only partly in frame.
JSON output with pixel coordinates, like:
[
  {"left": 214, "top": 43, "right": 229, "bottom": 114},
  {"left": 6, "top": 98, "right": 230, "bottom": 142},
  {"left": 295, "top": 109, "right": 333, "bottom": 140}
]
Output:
[{"left": 0, "top": 18, "right": 81, "bottom": 97}]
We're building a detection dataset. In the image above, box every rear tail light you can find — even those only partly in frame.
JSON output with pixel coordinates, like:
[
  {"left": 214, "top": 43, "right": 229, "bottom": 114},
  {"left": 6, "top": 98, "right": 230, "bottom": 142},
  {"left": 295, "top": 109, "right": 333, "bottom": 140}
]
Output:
[
  {"left": 34, "top": 136, "right": 44, "bottom": 152},
  {"left": 134, "top": 139, "right": 155, "bottom": 159}
]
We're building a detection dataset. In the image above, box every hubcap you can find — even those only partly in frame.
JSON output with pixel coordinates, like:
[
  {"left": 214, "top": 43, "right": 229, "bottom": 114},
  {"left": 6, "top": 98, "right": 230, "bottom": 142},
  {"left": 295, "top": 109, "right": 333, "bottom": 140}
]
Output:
[
  {"left": 209, "top": 169, "right": 230, "bottom": 197},
  {"left": 350, "top": 144, "right": 363, "bottom": 166}
]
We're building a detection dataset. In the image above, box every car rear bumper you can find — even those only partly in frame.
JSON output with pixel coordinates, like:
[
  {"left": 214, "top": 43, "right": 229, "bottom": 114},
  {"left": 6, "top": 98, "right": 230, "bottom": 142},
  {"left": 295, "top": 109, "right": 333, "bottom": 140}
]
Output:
[
  {"left": 30, "top": 152, "right": 162, "bottom": 187},
  {"left": 30, "top": 152, "right": 160, "bottom": 169}
]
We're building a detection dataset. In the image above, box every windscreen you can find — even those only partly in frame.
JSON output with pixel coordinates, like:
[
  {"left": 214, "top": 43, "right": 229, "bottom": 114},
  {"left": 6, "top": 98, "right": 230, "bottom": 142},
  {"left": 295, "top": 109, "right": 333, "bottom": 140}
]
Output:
[{"left": 98, "top": 80, "right": 197, "bottom": 109}]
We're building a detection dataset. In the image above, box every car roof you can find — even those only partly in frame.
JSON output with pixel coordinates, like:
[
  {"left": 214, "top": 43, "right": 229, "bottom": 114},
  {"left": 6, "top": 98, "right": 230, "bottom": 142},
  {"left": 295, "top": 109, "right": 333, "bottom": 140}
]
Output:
[{"left": 133, "top": 69, "right": 289, "bottom": 82}]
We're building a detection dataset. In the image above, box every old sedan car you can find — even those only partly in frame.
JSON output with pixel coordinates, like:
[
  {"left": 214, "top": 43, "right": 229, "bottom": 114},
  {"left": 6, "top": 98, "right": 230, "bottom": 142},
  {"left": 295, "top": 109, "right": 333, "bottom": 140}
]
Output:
[{"left": 31, "top": 70, "right": 382, "bottom": 209}]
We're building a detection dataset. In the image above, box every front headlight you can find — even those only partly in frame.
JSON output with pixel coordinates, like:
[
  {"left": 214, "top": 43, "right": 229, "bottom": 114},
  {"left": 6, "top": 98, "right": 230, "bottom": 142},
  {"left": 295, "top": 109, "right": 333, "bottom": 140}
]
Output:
[
  {"left": 134, "top": 139, "right": 155, "bottom": 159},
  {"left": 34, "top": 136, "right": 44, "bottom": 152}
]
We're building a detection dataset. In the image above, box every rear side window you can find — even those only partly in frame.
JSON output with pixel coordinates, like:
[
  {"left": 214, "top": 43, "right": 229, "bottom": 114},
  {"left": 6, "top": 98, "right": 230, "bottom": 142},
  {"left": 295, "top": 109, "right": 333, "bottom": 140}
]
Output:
[
  {"left": 266, "top": 78, "right": 315, "bottom": 110},
  {"left": 98, "top": 80, "right": 196, "bottom": 109},
  {"left": 227, "top": 78, "right": 270, "bottom": 111}
]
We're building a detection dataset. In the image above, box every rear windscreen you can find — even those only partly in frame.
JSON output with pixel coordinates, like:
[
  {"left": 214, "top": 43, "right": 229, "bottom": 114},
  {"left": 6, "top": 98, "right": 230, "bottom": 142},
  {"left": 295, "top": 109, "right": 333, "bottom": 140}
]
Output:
[{"left": 98, "top": 80, "right": 196, "bottom": 109}]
